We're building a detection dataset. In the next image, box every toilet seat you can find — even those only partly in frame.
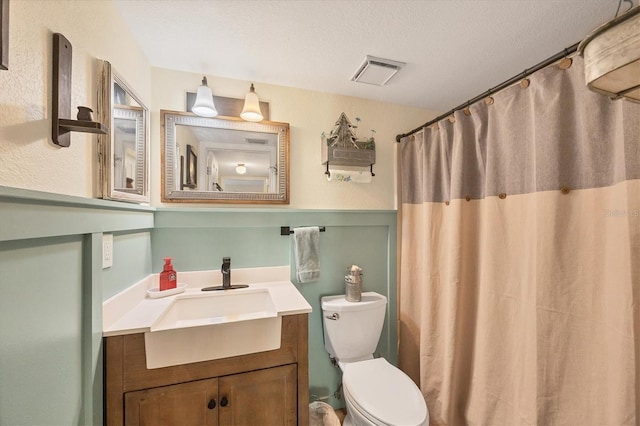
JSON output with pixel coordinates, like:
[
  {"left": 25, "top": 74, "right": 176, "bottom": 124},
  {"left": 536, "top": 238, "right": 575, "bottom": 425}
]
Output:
[{"left": 342, "top": 358, "right": 428, "bottom": 426}]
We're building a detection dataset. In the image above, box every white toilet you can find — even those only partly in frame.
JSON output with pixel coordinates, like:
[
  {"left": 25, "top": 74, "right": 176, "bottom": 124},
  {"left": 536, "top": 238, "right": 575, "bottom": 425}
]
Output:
[{"left": 322, "top": 292, "right": 429, "bottom": 426}]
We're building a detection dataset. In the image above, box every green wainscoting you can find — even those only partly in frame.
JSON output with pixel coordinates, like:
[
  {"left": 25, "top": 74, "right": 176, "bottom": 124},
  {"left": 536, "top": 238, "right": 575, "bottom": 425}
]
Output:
[
  {"left": 0, "top": 187, "right": 397, "bottom": 422},
  {"left": 0, "top": 187, "right": 154, "bottom": 426},
  {"left": 0, "top": 236, "right": 84, "bottom": 425},
  {"left": 102, "top": 231, "right": 153, "bottom": 300},
  {"left": 153, "top": 209, "right": 397, "bottom": 408}
]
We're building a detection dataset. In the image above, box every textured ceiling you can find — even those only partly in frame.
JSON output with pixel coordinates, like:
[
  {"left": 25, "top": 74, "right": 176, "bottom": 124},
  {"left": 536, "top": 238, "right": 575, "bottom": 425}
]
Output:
[{"left": 114, "top": 0, "right": 621, "bottom": 111}]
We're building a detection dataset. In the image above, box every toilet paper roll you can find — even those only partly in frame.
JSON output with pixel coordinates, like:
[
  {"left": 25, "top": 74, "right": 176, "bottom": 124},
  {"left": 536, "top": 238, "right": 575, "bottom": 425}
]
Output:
[{"left": 326, "top": 169, "right": 372, "bottom": 183}]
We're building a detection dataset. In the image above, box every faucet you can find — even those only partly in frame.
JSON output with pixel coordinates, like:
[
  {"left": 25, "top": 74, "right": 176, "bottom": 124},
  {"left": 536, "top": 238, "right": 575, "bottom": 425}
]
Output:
[
  {"left": 201, "top": 257, "right": 249, "bottom": 291},
  {"left": 221, "top": 257, "right": 231, "bottom": 288}
]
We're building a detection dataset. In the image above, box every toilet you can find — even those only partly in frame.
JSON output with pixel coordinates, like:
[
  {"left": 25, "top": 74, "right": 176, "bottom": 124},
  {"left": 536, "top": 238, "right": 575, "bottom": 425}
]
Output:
[{"left": 322, "top": 292, "right": 428, "bottom": 426}]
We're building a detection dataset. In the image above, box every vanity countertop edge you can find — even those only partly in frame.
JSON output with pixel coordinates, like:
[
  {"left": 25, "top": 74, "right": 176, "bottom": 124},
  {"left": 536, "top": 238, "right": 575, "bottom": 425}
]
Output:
[{"left": 102, "top": 265, "right": 312, "bottom": 337}]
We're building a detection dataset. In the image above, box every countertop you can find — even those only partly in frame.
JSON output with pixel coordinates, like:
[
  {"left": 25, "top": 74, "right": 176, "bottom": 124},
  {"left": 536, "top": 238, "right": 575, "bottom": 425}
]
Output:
[{"left": 103, "top": 266, "right": 312, "bottom": 337}]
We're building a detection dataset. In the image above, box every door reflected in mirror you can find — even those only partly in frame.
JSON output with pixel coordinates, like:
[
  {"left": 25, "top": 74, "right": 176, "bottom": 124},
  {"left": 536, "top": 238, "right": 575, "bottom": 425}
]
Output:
[{"left": 162, "top": 111, "right": 289, "bottom": 204}]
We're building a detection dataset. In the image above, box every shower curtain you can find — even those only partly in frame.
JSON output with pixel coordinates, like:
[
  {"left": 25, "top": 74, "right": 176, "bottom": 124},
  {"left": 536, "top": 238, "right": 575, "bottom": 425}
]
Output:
[{"left": 398, "top": 56, "right": 640, "bottom": 425}]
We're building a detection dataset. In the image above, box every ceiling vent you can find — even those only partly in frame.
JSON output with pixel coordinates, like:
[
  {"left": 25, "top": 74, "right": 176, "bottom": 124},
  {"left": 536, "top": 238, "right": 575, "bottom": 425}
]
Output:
[
  {"left": 351, "top": 55, "right": 406, "bottom": 86},
  {"left": 246, "top": 138, "right": 268, "bottom": 144}
]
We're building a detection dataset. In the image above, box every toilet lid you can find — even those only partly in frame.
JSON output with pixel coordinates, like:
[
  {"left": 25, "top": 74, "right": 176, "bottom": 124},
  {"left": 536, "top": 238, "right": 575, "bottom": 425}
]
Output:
[{"left": 342, "top": 358, "right": 427, "bottom": 426}]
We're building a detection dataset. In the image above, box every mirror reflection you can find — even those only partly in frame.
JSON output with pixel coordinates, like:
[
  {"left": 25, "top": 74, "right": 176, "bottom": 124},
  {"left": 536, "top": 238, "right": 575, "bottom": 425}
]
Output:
[
  {"left": 174, "top": 125, "right": 278, "bottom": 193},
  {"left": 162, "top": 111, "right": 289, "bottom": 204},
  {"left": 113, "top": 103, "right": 144, "bottom": 192},
  {"left": 98, "top": 61, "right": 149, "bottom": 203}
]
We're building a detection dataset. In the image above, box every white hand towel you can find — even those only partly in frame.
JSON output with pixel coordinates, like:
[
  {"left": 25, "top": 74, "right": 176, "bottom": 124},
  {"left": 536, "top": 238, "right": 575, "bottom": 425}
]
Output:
[{"left": 293, "top": 226, "right": 320, "bottom": 283}]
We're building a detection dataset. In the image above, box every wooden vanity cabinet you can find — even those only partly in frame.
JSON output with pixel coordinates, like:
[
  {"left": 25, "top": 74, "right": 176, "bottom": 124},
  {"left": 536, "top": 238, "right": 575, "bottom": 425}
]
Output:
[
  {"left": 105, "top": 314, "right": 308, "bottom": 426},
  {"left": 125, "top": 378, "right": 219, "bottom": 425}
]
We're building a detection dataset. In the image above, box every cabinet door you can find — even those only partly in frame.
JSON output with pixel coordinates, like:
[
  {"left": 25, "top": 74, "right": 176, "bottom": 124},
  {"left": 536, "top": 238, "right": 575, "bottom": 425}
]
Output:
[
  {"left": 218, "top": 364, "right": 297, "bottom": 426},
  {"left": 125, "top": 378, "right": 219, "bottom": 426}
]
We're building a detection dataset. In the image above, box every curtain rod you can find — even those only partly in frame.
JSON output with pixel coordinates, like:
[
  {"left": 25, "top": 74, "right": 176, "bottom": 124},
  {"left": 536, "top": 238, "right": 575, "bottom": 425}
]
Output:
[{"left": 395, "top": 42, "right": 580, "bottom": 142}]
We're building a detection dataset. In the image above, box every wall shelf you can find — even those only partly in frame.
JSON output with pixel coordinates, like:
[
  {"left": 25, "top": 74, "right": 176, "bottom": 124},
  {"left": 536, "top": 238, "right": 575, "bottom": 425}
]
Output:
[
  {"left": 58, "top": 118, "right": 107, "bottom": 134},
  {"left": 52, "top": 33, "right": 107, "bottom": 147},
  {"left": 321, "top": 112, "right": 376, "bottom": 176}
]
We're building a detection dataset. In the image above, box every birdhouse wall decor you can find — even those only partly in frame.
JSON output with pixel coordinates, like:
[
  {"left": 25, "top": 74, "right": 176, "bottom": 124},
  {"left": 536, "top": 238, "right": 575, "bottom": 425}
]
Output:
[{"left": 321, "top": 112, "right": 376, "bottom": 175}]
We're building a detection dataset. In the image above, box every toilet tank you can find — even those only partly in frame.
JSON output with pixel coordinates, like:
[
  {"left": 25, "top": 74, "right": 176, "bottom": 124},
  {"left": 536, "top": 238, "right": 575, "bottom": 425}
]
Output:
[{"left": 321, "top": 292, "right": 387, "bottom": 362}]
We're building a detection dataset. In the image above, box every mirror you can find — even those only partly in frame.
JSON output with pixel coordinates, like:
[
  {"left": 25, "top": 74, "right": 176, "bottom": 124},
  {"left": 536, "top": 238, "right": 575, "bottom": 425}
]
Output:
[
  {"left": 97, "top": 61, "right": 150, "bottom": 203},
  {"left": 161, "top": 110, "right": 289, "bottom": 204}
]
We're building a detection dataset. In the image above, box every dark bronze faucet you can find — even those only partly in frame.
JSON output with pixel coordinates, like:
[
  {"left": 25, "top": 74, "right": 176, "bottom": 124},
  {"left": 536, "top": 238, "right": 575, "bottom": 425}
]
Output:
[
  {"left": 221, "top": 257, "right": 231, "bottom": 288},
  {"left": 201, "top": 257, "right": 249, "bottom": 291}
]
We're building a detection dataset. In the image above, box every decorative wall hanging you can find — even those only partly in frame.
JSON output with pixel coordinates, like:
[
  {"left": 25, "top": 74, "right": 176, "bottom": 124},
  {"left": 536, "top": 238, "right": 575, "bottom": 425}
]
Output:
[
  {"left": 51, "top": 33, "right": 107, "bottom": 147},
  {"left": 321, "top": 112, "right": 376, "bottom": 180}
]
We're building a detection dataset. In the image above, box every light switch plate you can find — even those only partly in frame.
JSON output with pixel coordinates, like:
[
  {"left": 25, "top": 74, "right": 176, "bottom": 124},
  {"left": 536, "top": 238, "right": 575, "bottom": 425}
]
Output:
[{"left": 102, "top": 234, "right": 113, "bottom": 269}]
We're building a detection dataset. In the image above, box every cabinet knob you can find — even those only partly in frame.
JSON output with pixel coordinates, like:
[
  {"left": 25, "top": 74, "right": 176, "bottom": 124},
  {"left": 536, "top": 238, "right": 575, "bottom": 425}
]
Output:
[
  {"left": 220, "top": 396, "right": 229, "bottom": 407},
  {"left": 207, "top": 399, "right": 216, "bottom": 410}
]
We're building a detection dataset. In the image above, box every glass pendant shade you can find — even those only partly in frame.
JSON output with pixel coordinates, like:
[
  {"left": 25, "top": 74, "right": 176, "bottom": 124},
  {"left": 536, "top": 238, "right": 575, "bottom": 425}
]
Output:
[
  {"left": 192, "top": 77, "right": 218, "bottom": 118},
  {"left": 240, "top": 83, "right": 263, "bottom": 122}
]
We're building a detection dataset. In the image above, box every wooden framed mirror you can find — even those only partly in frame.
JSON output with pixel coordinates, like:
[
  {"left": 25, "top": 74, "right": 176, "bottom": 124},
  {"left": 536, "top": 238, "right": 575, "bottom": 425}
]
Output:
[
  {"left": 97, "top": 60, "right": 150, "bottom": 203},
  {"left": 161, "top": 110, "right": 289, "bottom": 204}
]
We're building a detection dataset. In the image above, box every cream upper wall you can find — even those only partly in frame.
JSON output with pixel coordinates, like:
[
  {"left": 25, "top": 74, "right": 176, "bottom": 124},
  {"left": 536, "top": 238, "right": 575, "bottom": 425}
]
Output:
[
  {"left": 0, "top": 0, "right": 151, "bottom": 198},
  {"left": 152, "top": 68, "right": 437, "bottom": 209},
  {"left": 0, "top": 0, "right": 436, "bottom": 209}
]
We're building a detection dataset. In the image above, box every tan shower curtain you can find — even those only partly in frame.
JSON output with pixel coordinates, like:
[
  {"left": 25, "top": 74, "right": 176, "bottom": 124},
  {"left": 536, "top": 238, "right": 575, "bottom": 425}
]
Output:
[{"left": 398, "top": 56, "right": 640, "bottom": 425}]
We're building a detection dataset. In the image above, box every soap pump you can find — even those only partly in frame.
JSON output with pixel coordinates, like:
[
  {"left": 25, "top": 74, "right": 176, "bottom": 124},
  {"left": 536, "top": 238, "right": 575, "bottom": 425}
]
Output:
[{"left": 159, "top": 257, "right": 177, "bottom": 291}]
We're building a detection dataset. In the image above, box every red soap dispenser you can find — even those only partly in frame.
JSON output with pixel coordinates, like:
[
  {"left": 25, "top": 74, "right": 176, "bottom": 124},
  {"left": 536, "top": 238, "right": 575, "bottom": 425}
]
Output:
[{"left": 159, "top": 257, "right": 177, "bottom": 291}]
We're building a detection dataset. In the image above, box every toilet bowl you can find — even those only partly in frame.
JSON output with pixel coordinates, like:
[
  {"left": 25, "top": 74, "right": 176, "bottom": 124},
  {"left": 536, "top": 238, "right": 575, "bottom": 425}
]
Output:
[
  {"left": 321, "top": 292, "right": 428, "bottom": 426},
  {"left": 342, "top": 358, "right": 428, "bottom": 426}
]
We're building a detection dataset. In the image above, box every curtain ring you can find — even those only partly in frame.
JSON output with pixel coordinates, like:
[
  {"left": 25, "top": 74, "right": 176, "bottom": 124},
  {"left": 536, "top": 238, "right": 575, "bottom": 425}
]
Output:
[
  {"left": 559, "top": 57, "right": 572, "bottom": 70},
  {"left": 520, "top": 71, "right": 530, "bottom": 88},
  {"left": 485, "top": 96, "right": 494, "bottom": 105},
  {"left": 448, "top": 115, "right": 456, "bottom": 124},
  {"left": 498, "top": 193, "right": 507, "bottom": 199},
  {"left": 561, "top": 187, "right": 571, "bottom": 194},
  {"left": 445, "top": 201, "right": 450, "bottom": 206},
  {"left": 463, "top": 101, "right": 472, "bottom": 116}
]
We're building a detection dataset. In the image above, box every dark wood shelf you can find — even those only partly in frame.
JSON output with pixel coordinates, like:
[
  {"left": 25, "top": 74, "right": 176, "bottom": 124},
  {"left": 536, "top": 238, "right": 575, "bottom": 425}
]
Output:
[
  {"left": 58, "top": 119, "right": 107, "bottom": 135},
  {"left": 52, "top": 33, "right": 107, "bottom": 147}
]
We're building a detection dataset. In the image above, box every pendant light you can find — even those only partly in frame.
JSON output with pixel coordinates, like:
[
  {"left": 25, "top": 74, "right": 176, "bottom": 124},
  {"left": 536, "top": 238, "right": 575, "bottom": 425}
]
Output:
[
  {"left": 192, "top": 76, "right": 218, "bottom": 117},
  {"left": 236, "top": 163, "right": 247, "bottom": 174},
  {"left": 240, "top": 83, "right": 263, "bottom": 122}
]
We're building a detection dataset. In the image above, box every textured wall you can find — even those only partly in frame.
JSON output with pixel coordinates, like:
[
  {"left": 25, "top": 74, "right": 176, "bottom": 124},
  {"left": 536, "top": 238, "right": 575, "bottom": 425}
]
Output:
[
  {"left": 151, "top": 68, "right": 435, "bottom": 209},
  {"left": 0, "top": 0, "right": 435, "bottom": 208},
  {"left": 0, "top": 0, "right": 151, "bottom": 198}
]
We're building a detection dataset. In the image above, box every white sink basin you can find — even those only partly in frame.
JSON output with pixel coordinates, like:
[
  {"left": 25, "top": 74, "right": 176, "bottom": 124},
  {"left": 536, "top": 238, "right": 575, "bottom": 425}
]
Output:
[
  {"left": 151, "top": 288, "right": 277, "bottom": 331},
  {"left": 144, "top": 288, "right": 282, "bottom": 369}
]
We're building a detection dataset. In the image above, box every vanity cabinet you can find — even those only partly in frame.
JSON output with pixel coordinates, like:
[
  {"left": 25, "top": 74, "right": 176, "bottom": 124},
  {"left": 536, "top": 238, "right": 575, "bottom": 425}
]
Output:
[
  {"left": 125, "top": 378, "right": 218, "bottom": 425},
  {"left": 105, "top": 314, "right": 308, "bottom": 426},
  {"left": 125, "top": 365, "right": 296, "bottom": 425}
]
